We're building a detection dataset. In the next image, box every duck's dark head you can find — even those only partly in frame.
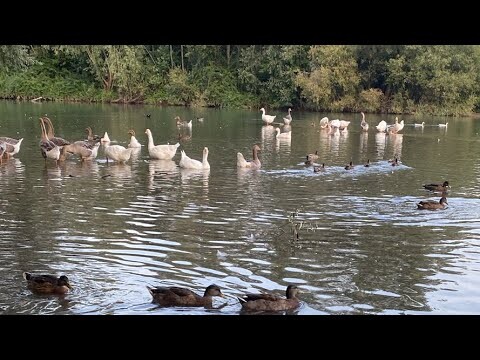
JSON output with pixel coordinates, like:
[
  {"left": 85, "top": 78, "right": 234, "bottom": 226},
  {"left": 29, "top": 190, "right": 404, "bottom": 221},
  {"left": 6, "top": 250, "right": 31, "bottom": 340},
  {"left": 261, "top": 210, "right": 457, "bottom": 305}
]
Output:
[
  {"left": 442, "top": 181, "right": 450, "bottom": 187},
  {"left": 286, "top": 285, "right": 300, "bottom": 299},
  {"left": 58, "top": 275, "right": 73, "bottom": 289},
  {"left": 440, "top": 197, "right": 448, "bottom": 205},
  {"left": 204, "top": 284, "right": 225, "bottom": 298}
]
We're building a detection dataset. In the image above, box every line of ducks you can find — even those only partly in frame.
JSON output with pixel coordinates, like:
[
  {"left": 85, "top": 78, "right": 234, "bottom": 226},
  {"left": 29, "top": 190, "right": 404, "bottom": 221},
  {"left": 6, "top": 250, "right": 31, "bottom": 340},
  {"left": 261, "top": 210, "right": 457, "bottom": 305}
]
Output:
[{"left": 22, "top": 272, "right": 301, "bottom": 312}]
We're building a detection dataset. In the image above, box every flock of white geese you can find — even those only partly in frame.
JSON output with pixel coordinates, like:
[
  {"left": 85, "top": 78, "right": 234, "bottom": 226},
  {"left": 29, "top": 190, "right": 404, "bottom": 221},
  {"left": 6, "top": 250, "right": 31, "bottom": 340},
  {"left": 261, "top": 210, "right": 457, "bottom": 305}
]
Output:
[{"left": 0, "top": 111, "right": 449, "bottom": 171}]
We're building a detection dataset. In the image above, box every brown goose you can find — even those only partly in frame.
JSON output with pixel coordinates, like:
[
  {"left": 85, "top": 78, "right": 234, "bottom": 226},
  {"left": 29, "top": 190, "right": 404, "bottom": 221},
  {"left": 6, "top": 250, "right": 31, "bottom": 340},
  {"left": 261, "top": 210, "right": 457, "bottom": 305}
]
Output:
[
  {"left": 39, "top": 118, "right": 60, "bottom": 162},
  {"left": 23, "top": 272, "right": 72, "bottom": 295},
  {"left": 237, "top": 144, "right": 261, "bottom": 169},
  {"left": 417, "top": 196, "right": 448, "bottom": 210},
  {"left": 345, "top": 161, "right": 354, "bottom": 170},
  {"left": 147, "top": 284, "right": 225, "bottom": 307},
  {"left": 313, "top": 163, "right": 325, "bottom": 172},
  {"left": 305, "top": 150, "right": 319, "bottom": 165},
  {"left": 238, "top": 285, "right": 301, "bottom": 312},
  {"left": 42, "top": 117, "right": 70, "bottom": 148}
]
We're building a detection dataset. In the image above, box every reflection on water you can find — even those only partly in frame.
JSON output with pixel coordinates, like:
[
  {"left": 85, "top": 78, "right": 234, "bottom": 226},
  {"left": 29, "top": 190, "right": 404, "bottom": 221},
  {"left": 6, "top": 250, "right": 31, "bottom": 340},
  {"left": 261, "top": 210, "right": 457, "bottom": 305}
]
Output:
[
  {"left": 375, "top": 132, "right": 387, "bottom": 160},
  {"left": 1, "top": 102, "right": 480, "bottom": 315}
]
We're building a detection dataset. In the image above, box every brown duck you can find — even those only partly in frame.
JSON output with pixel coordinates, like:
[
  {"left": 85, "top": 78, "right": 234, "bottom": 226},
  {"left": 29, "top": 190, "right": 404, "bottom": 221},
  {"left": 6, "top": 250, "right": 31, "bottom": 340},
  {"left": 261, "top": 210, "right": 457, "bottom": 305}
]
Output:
[
  {"left": 417, "top": 196, "right": 448, "bottom": 210},
  {"left": 423, "top": 181, "right": 449, "bottom": 192},
  {"left": 313, "top": 163, "right": 325, "bottom": 172},
  {"left": 238, "top": 285, "right": 301, "bottom": 312},
  {"left": 147, "top": 284, "right": 225, "bottom": 307},
  {"left": 23, "top": 272, "right": 73, "bottom": 294}
]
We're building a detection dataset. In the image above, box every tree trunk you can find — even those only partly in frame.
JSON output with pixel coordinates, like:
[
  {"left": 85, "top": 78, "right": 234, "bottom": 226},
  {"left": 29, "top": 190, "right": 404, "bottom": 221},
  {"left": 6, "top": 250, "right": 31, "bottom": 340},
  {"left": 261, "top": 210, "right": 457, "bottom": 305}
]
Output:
[
  {"left": 181, "top": 45, "right": 184, "bottom": 71},
  {"left": 170, "top": 45, "right": 174, "bottom": 68},
  {"left": 226, "top": 45, "right": 230, "bottom": 66}
]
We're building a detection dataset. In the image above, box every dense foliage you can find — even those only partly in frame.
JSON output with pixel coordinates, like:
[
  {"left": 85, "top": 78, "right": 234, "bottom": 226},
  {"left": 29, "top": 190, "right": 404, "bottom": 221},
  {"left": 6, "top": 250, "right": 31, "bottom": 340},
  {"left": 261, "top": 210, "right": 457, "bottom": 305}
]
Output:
[{"left": 1, "top": 45, "right": 479, "bottom": 116}]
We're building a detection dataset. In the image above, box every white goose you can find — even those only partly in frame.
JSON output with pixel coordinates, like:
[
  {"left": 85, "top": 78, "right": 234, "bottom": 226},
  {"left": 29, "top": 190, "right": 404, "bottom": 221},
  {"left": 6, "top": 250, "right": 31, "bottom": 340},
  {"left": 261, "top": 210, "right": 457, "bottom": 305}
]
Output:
[
  {"left": 128, "top": 130, "right": 142, "bottom": 148},
  {"left": 237, "top": 144, "right": 261, "bottom": 169},
  {"left": 339, "top": 119, "right": 350, "bottom": 130},
  {"left": 102, "top": 140, "right": 133, "bottom": 163},
  {"left": 179, "top": 147, "right": 210, "bottom": 170},
  {"left": 438, "top": 122, "right": 448, "bottom": 128},
  {"left": 145, "top": 129, "right": 180, "bottom": 160},
  {"left": 283, "top": 108, "right": 292, "bottom": 125},
  {"left": 0, "top": 136, "right": 23, "bottom": 159},
  {"left": 414, "top": 122, "right": 425, "bottom": 127},
  {"left": 260, "top": 108, "right": 276, "bottom": 125},
  {"left": 376, "top": 120, "right": 387, "bottom": 132},
  {"left": 275, "top": 128, "right": 291, "bottom": 139},
  {"left": 393, "top": 117, "right": 405, "bottom": 133},
  {"left": 101, "top": 131, "right": 111, "bottom": 143},
  {"left": 319, "top": 117, "right": 330, "bottom": 129},
  {"left": 360, "top": 112, "right": 369, "bottom": 132}
]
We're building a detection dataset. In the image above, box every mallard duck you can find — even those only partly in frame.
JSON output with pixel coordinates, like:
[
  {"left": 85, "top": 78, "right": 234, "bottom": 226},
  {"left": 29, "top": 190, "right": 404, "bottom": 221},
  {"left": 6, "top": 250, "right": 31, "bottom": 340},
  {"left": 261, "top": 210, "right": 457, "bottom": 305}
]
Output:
[
  {"left": 283, "top": 108, "right": 292, "bottom": 125},
  {"left": 260, "top": 108, "right": 276, "bottom": 125},
  {"left": 127, "top": 130, "right": 142, "bottom": 148},
  {"left": 423, "top": 181, "right": 449, "bottom": 192},
  {"left": 179, "top": 147, "right": 210, "bottom": 170},
  {"left": 238, "top": 285, "right": 300, "bottom": 312},
  {"left": 360, "top": 112, "right": 369, "bottom": 132},
  {"left": 23, "top": 272, "right": 72, "bottom": 294},
  {"left": 306, "top": 150, "right": 319, "bottom": 164},
  {"left": 313, "top": 163, "right": 325, "bottom": 172},
  {"left": 147, "top": 284, "right": 225, "bottom": 307},
  {"left": 145, "top": 129, "right": 180, "bottom": 160},
  {"left": 345, "top": 161, "right": 354, "bottom": 170},
  {"left": 417, "top": 196, "right": 448, "bottom": 210},
  {"left": 237, "top": 144, "right": 261, "bottom": 169}
]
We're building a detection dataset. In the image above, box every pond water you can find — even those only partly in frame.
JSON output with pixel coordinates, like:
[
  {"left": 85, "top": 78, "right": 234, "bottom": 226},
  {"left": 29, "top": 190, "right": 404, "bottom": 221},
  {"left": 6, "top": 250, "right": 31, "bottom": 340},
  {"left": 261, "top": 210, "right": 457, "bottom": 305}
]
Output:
[{"left": 1, "top": 101, "right": 480, "bottom": 315}]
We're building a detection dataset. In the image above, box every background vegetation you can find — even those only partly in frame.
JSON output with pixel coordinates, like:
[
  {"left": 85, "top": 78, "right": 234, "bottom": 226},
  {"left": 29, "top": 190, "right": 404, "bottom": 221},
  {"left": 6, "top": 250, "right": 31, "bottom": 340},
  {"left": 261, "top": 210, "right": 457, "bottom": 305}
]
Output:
[{"left": 1, "top": 45, "right": 480, "bottom": 116}]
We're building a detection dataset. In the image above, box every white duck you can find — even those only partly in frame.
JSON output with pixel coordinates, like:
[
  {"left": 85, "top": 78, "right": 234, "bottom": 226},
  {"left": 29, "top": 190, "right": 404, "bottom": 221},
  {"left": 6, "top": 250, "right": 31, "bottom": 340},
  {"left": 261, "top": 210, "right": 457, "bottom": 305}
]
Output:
[
  {"left": 414, "top": 122, "right": 425, "bottom": 127},
  {"left": 179, "top": 147, "right": 210, "bottom": 170},
  {"left": 237, "top": 144, "right": 261, "bottom": 169},
  {"left": 102, "top": 140, "right": 133, "bottom": 164},
  {"left": 260, "top": 108, "right": 276, "bottom": 125},
  {"left": 438, "top": 122, "right": 448, "bottom": 128},
  {"left": 360, "top": 112, "right": 369, "bottom": 132},
  {"left": 329, "top": 119, "right": 341, "bottom": 129},
  {"left": 283, "top": 108, "right": 292, "bottom": 125},
  {"left": 275, "top": 128, "right": 291, "bottom": 139},
  {"left": 376, "top": 120, "right": 387, "bottom": 132},
  {"left": 128, "top": 130, "right": 142, "bottom": 148},
  {"left": 145, "top": 129, "right": 180, "bottom": 160}
]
